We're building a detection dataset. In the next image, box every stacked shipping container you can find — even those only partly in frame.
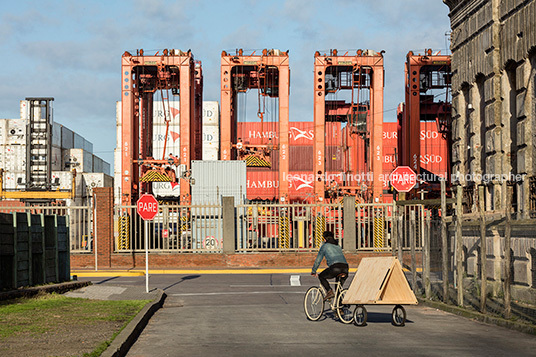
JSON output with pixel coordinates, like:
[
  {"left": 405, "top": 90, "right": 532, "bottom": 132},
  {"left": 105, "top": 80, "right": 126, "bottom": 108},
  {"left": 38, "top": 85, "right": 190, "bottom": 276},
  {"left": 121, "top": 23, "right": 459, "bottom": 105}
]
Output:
[
  {"left": 202, "top": 101, "right": 219, "bottom": 160},
  {"left": 0, "top": 100, "right": 112, "bottom": 201}
]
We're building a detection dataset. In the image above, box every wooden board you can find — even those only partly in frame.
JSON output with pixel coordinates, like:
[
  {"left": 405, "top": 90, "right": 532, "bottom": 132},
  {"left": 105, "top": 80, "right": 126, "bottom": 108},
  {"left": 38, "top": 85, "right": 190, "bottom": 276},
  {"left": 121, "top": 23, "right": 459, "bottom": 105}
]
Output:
[{"left": 342, "top": 257, "right": 417, "bottom": 305}]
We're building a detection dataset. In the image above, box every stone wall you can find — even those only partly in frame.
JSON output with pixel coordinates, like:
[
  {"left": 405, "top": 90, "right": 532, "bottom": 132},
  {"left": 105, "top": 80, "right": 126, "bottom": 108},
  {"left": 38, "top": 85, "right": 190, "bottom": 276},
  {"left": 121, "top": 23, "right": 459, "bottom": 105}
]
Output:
[{"left": 444, "top": 0, "right": 536, "bottom": 217}]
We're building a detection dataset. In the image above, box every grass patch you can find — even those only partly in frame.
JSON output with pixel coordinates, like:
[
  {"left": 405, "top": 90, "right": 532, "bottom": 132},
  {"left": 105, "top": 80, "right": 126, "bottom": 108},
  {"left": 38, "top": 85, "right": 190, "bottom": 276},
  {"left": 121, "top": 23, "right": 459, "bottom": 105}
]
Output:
[{"left": 0, "top": 293, "right": 150, "bottom": 356}]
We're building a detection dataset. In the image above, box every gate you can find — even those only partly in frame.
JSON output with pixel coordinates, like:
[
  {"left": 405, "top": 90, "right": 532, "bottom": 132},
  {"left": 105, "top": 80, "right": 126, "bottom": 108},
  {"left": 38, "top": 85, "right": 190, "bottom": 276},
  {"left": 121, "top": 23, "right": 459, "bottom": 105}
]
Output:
[
  {"left": 236, "top": 203, "right": 343, "bottom": 252},
  {"left": 114, "top": 204, "right": 223, "bottom": 252}
]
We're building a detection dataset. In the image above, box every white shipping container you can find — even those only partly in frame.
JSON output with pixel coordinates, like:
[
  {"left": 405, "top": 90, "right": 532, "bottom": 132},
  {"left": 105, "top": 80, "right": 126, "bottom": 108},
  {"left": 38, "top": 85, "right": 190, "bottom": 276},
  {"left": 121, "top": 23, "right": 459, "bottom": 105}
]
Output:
[
  {"left": 152, "top": 123, "right": 181, "bottom": 159},
  {"left": 202, "top": 149, "right": 219, "bottom": 161},
  {"left": 152, "top": 164, "right": 182, "bottom": 198},
  {"left": 52, "top": 121, "right": 62, "bottom": 147},
  {"left": 203, "top": 125, "right": 219, "bottom": 147},
  {"left": 116, "top": 101, "right": 121, "bottom": 148},
  {"left": 82, "top": 172, "right": 113, "bottom": 197},
  {"left": 3, "top": 171, "right": 26, "bottom": 190},
  {"left": 63, "top": 148, "right": 93, "bottom": 173},
  {"left": 0, "top": 144, "right": 5, "bottom": 168},
  {"left": 4, "top": 144, "right": 26, "bottom": 172},
  {"left": 20, "top": 100, "right": 29, "bottom": 120},
  {"left": 114, "top": 170, "right": 121, "bottom": 206},
  {"left": 114, "top": 147, "right": 121, "bottom": 175},
  {"left": 51, "top": 171, "right": 84, "bottom": 195},
  {"left": 203, "top": 101, "right": 219, "bottom": 126},
  {"left": 152, "top": 100, "right": 181, "bottom": 125},
  {"left": 61, "top": 126, "right": 74, "bottom": 149},
  {"left": 6, "top": 119, "right": 27, "bottom": 145},
  {"left": 0, "top": 120, "right": 7, "bottom": 145}
]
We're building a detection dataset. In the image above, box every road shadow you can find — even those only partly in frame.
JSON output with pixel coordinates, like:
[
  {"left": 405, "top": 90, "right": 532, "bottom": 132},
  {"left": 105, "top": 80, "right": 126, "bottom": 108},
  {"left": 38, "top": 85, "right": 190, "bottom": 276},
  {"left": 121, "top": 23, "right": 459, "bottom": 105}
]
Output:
[{"left": 163, "top": 275, "right": 201, "bottom": 291}]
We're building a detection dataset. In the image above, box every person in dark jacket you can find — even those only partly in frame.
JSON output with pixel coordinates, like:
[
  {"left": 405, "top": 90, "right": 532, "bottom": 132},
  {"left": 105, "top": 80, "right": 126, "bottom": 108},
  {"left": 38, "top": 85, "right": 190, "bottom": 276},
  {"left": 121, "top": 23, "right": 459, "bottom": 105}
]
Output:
[{"left": 311, "top": 230, "right": 349, "bottom": 301}]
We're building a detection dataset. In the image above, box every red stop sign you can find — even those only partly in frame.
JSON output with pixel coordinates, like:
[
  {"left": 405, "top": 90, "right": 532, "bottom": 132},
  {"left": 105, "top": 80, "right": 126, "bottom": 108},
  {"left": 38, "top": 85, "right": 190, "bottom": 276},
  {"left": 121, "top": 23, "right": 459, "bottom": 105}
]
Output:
[
  {"left": 137, "top": 194, "right": 159, "bottom": 221},
  {"left": 389, "top": 166, "right": 417, "bottom": 193}
]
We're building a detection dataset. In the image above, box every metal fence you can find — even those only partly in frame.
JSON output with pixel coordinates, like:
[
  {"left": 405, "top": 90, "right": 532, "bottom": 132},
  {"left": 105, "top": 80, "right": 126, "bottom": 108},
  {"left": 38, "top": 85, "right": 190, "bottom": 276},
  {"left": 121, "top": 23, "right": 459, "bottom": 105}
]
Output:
[
  {"left": 236, "top": 203, "right": 343, "bottom": 252},
  {"left": 114, "top": 204, "right": 223, "bottom": 252},
  {"left": 0, "top": 205, "right": 92, "bottom": 253}
]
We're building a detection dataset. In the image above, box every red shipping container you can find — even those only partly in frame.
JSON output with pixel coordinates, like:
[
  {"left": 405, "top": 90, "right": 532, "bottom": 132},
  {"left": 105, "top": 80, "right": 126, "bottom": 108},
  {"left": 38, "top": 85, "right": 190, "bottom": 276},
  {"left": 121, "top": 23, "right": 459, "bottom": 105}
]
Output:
[
  {"left": 246, "top": 170, "right": 280, "bottom": 201},
  {"left": 289, "top": 146, "right": 313, "bottom": 171},
  {"left": 288, "top": 172, "right": 314, "bottom": 199}
]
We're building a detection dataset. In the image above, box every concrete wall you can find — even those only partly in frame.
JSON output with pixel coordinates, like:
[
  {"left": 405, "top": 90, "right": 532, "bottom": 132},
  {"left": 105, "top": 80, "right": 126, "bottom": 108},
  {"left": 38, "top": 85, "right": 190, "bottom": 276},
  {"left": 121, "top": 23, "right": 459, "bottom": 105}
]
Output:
[{"left": 444, "top": 0, "right": 536, "bottom": 217}]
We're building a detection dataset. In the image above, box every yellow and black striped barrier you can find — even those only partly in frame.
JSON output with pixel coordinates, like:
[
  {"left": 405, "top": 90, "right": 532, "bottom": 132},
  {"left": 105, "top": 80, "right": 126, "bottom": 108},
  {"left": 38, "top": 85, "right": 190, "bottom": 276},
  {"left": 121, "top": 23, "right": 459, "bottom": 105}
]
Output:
[
  {"left": 315, "top": 214, "right": 326, "bottom": 248},
  {"left": 279, "top": 214, "right": 290, "bottom": 249},
  {"left": 373, "top": 215, "right": 384, "bottom": 251},
  {"left": 118, "top": 216, "right": 130, "bottom": 250}
]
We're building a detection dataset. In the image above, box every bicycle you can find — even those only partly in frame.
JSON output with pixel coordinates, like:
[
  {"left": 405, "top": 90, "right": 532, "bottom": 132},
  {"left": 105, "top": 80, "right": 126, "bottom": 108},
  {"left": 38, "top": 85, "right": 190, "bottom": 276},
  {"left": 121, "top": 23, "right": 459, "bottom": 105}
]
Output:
[{"left": 303, "top": 273, "right": 353, "bottom": 324}]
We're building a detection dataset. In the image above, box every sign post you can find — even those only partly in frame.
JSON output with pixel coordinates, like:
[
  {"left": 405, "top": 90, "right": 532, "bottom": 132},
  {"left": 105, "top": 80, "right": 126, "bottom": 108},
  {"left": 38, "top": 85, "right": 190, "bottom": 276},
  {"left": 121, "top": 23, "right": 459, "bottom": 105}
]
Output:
[
  {"left": 389, "top": 166, "right": 417, "bottom": 193},
  {"left": 137, "top": 194, "right": 159, "bottom": 293}
]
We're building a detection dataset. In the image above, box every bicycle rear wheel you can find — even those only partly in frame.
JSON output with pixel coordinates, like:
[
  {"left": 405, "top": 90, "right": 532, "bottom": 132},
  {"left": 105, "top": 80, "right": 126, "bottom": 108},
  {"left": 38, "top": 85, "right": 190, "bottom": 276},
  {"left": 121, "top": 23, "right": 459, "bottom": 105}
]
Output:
[
  {"left": 304, "top": 286, "right": 324, "bottom": 321},
  {"left": 336, "top": 289, "right": 354, "bottom": 324}
]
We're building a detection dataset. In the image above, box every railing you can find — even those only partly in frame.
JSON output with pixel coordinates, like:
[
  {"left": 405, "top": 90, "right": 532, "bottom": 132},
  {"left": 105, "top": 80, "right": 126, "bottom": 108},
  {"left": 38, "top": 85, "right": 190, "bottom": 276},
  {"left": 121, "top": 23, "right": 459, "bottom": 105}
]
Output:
[
  {"left": 114, "top": 204, "right": 223, "bottom": 253},
  {"left": 0, "top": 205, "right": 92, "bottom": 253},
  {"left": 236, "top": 203, "right": 343, "bottom": 252}
]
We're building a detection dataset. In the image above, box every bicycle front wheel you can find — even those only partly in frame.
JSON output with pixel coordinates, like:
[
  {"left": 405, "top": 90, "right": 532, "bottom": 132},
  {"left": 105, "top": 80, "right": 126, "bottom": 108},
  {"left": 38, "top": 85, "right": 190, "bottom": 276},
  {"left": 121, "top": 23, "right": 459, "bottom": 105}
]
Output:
[
  {"left": 336, "top": 289, "right": 354, "bottom": 324},
  {"left": 304, "top": 286, "right": 325, "bottom": 321}
]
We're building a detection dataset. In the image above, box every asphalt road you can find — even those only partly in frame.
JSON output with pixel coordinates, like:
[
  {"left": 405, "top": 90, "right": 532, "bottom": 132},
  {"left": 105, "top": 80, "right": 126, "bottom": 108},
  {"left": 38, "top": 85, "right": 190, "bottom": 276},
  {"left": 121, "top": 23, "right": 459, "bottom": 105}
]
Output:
[{"left": 82, "top": 274, "right": 536, "bottom": 357}]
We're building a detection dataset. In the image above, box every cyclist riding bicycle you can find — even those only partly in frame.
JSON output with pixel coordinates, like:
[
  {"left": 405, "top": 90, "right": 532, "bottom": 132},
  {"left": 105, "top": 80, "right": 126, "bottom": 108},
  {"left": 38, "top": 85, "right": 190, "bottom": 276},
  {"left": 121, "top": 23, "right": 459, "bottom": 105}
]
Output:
[{"left": 311, "top": 231, "right": 349, "bottom": 301}]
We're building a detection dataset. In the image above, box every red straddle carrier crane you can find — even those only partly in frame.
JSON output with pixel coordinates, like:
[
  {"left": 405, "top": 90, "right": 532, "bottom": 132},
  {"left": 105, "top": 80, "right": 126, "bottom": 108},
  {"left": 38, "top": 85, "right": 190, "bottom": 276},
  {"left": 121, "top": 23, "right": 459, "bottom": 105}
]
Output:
[
  {"left": 220, "top": 49, "right": 290, "bottom": 202},
  {"left": 120, "top": 49, "right": 202, "bottom": 205},
  {"left": 313, "top": 49, "right": 384, "bottom": 203},
  {"left": 399, "top": 49, "right": 451, "bottom": 198}
]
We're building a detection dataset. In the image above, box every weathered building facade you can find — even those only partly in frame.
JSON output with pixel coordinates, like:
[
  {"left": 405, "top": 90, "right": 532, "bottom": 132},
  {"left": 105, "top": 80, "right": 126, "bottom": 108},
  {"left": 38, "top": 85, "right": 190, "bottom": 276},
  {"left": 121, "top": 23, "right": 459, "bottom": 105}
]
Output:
[{"left": 444, "top": 0, "right": 536, "bottom": 217}]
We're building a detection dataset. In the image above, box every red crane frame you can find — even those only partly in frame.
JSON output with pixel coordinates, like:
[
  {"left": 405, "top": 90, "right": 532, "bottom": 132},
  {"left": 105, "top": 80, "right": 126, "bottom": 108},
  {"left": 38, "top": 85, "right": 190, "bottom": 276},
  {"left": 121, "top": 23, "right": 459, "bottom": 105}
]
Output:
[
  {"left": 313, "top": 50, "right": 384, "bottom": 203},
  {"left": 120, "top": 49, "right": 200, "bottom": 205},
  {"left": 220, "top": 49, "right": 290, "bottom": 202}
]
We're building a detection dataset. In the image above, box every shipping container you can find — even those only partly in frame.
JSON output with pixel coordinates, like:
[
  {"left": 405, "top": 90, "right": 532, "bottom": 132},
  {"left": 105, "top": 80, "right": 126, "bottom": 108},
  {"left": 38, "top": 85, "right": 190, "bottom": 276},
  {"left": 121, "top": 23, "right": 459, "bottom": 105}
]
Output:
[
  {"left": 0, "top": 120, "right": 7, "bottom": 145},
  {"left": 152, "top": 123, "right": 182, "bottom": 159},
  {"left": 202, "top": 147, "right": 219, "bottom": 161},
  {"left": 52, "top": 121, "right": 62, "bottom": 147},
  {"left": 51, "top": 170, "right": 84, "bottom": 194},
  {"left": 325, "top": 146, "right": 343, "bottom": 172},
  {"left": 62, "top": 148, "right": 93, "bottom": 173},
  {"left": 191, "top": 160, "right": 247, "bottom": 205},
  {"left": 0, "top": 144, "right": 5, "bottom": 168},
  {"left": 19, "top": 100, "right": 29, "bottom": 120},
  {"left": 61, "top": 126, "right": 74, "bottom": 149},
  {"left": 3, "top": 171, "right": 26, "bottom": 190},
  {"left": 203, "top": 126, "right": 219, "bottom": 146},
  {"left": 287, "top": 172, "right": 314, "bottom": 198},
  {"left": 6, "top": 119, "right": 27, "bottom": 145},
  {"left": 51, "top": 146, "right": 62, "bottom": 170},
  {"left": 73, "top": 133, "right": 84, "bottom": 150},
  {"left": 84, "top": 138, "right": 93, "bottom": 153},
  {"left": 246, "top": 170, "right": 279, "bottom": 201},
  {"left": 289, "top": 146, "right": 313, "bottom": 171},
  {"left": 3, "top": 144, "right": 26, "bottom": 172},
  {"left": 203, "top": 101, "right": 219, "bottom": 126},
  {"left": 82, "top": 172, "right": 113, "bottom": 196},
  {"left": 102, "top": 161, "right": 111, "bottom": 176}
]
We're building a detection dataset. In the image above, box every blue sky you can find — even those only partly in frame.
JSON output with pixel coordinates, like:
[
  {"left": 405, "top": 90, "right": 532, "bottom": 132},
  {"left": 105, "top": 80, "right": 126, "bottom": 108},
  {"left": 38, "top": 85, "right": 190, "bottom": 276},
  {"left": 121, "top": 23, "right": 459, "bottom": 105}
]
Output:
[{"left": 0, "top": 0, "right": 451, "bottom": 168}]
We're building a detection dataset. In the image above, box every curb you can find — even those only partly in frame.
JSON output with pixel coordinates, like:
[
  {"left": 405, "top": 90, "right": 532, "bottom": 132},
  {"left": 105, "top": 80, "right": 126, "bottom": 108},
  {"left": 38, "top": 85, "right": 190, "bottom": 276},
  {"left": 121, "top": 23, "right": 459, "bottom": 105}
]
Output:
[
  {"left": 417, "top": 297, "right": 536, "bottom": 335},
  {"left": 101, "top": 289, "right": 167, "bottom": 357},
  {"left": 0, "top": 281, "right": 91, "bottom": 301}
]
